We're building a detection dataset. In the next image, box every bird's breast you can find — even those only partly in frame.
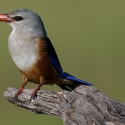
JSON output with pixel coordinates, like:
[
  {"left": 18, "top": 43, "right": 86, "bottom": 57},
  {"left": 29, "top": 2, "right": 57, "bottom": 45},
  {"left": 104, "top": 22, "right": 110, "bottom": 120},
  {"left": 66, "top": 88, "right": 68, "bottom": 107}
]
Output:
[
  {"left": 8, "top": 32, "right": 39, "bottom": 71},
  {"left": 8, "top": 34, "right": 59, "bottom": 84}
]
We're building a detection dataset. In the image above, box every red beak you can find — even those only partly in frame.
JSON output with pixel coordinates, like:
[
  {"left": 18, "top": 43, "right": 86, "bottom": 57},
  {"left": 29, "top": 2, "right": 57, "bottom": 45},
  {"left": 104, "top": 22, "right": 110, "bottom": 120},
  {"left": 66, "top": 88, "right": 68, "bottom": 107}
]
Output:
[{"left": 0, "top": 14, "right": 13, "bottom": 23}]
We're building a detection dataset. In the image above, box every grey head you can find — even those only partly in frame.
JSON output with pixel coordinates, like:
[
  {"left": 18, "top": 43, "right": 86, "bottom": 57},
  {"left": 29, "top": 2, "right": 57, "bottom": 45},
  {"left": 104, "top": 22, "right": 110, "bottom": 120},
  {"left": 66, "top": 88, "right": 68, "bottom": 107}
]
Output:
[{"left": 8, "top": 8, "right": 47, "bottom": 38}]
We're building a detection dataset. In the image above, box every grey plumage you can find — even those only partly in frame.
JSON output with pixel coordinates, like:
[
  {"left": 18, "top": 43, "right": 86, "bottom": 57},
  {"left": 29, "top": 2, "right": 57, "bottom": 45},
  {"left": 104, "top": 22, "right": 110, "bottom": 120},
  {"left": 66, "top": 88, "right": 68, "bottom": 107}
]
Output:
[{"left": 9, "top": 8, "right": 47, "bottom": 38}]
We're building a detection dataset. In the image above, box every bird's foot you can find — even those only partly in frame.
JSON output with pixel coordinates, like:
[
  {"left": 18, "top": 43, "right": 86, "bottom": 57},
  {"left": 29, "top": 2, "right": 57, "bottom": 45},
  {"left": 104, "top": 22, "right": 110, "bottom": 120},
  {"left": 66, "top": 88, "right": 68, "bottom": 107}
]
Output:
[
  {"left": 15, "top": 87, "right": 24, "bottom": 99},
  {"left": 30, "top": 88, "right": 40, "bottom": 101},
  {"left": 30, "top": 83, "right": 43, "bottom": 101}
]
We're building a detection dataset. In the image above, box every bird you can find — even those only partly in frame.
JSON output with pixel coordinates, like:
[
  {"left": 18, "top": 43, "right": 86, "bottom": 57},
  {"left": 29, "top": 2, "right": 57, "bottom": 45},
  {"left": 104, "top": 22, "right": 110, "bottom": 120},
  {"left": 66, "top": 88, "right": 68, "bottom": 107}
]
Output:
[{"left": 0, "top": 8, "right": 92, "bottom": 99}]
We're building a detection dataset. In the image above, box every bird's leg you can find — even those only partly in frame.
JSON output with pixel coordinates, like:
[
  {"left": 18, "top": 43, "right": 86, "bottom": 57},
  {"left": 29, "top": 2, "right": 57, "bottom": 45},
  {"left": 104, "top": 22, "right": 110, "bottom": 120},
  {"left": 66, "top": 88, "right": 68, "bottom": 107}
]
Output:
[
  {"left": 30, "top": 83, "right": 43, "bottom": 100},
  {"left": 30, "top": 77, "right": 44, "bottom": 100},
  {"left": 15, "top": 77, "right": 28, "bottom": 98}
]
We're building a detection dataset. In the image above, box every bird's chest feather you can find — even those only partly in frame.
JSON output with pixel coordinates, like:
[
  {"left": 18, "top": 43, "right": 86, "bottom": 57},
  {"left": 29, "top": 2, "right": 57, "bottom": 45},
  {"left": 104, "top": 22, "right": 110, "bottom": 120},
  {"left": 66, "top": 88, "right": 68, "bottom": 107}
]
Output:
[
  {"left": 8, "top": 32, "right": 38, "bottom": 71},
  {"left": 8, "top": 34, "right": 59, "bottom": 84}
]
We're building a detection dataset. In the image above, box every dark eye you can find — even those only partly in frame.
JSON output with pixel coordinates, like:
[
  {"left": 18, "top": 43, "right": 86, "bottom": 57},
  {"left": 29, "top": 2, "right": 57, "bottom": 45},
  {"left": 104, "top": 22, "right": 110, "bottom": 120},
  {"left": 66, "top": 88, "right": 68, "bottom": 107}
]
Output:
[{"left": 13, "top": 16, "right": 23, "bottom": 21}]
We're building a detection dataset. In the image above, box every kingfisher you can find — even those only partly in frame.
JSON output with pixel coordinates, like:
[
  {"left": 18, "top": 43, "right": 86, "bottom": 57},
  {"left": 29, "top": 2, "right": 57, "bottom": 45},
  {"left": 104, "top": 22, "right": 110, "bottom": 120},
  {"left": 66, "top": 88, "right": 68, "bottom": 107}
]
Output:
[{"left": 0, "top": 8, "right": 92, "bottom": 99}]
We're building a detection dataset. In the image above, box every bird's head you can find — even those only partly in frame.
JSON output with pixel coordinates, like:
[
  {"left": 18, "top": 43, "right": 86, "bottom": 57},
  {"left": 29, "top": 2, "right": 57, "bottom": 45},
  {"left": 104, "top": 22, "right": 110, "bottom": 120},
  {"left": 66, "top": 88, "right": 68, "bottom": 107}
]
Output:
[{"left": 0, "top": 8, "right": 47, "bottom": 37}]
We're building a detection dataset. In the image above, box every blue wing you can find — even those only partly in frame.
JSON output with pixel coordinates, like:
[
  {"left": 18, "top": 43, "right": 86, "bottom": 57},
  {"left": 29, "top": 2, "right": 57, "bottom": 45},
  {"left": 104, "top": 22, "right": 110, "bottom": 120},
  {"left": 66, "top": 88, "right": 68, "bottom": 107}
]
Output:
[{"left": 44, "top": 37, "right": 93, "bottom": 86}]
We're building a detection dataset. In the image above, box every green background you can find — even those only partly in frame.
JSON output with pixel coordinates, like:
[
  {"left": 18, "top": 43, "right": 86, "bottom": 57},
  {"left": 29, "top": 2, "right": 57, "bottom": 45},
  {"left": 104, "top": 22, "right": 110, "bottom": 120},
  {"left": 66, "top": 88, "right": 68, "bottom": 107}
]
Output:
[{"left": 0, "top": 1, "right": 125, "bottom": 125}]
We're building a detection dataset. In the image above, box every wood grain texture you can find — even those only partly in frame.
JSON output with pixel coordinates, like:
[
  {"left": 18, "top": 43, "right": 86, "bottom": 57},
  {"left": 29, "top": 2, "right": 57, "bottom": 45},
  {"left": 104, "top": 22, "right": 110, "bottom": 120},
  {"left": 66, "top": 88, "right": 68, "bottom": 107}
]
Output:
[{"left": 4, "top": 85, "right": 125, "bottom": 125}]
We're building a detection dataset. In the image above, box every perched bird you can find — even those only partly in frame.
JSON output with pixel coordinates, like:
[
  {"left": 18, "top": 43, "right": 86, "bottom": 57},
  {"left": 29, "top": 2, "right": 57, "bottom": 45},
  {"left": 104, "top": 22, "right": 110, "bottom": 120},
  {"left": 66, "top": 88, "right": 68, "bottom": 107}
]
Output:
[{"left": 0, "top": 8, "right": 92, "bottom": 99}]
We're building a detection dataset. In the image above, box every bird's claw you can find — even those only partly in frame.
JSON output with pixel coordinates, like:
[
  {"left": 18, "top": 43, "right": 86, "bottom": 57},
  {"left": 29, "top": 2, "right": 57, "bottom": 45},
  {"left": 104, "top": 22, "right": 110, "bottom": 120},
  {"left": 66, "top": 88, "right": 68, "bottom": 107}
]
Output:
[
  {"left": 14, "top": 87, "right": 24, "bottom": 99},
  {"left": 30, "top": 88, "right": 38, "bottom": 101}
]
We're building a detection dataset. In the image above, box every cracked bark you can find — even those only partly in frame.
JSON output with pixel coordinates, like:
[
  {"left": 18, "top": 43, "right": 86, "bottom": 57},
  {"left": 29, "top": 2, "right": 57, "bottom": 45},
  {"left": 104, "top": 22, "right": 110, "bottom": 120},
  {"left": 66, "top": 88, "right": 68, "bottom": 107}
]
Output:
[{"left": 4, "top": 85, "right": 125, "bottom": 125}]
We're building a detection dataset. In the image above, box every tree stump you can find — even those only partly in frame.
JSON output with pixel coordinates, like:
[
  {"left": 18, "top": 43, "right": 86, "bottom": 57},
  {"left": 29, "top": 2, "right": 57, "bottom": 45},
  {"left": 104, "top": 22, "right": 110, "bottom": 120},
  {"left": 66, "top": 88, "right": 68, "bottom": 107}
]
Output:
[{"left": 4, "top": 85, "right": 125, "bottom": 125}]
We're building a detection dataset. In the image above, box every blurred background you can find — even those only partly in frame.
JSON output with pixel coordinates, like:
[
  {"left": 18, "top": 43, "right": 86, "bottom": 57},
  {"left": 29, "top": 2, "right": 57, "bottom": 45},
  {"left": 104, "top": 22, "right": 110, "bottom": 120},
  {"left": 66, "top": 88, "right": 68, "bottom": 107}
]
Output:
[{"left": 0, "top": 0, "right": 125, "bottom": 125}]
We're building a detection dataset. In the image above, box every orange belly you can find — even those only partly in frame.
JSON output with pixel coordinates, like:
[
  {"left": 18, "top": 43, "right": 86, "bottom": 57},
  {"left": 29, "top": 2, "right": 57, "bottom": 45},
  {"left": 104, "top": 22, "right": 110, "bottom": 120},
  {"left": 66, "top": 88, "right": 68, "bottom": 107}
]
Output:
[{"left": 20, "top": 54, "right": 59, "bottom": 84}]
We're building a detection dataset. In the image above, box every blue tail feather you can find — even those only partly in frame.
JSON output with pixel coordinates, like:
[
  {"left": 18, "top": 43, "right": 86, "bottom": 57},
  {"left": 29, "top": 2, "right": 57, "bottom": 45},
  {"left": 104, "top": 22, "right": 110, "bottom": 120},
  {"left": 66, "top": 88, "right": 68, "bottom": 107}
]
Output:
[
  {"left": 60, "top": 72, "right": 93, "bottom": 86},
  {"left": 49, "top": 56, "right": 93, "bottom": 86}
]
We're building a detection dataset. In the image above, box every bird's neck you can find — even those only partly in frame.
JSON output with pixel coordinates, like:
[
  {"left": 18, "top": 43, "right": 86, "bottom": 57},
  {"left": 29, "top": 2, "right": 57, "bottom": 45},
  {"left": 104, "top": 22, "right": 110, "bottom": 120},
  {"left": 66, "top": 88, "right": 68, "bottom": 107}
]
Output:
[{"left": 9, "top": 22, "right": 47, "bottom": 38}]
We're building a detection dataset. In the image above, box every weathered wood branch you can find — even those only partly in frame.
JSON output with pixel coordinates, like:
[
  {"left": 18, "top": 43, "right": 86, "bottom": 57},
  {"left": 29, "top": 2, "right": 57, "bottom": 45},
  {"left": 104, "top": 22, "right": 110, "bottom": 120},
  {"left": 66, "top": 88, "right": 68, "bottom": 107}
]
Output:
[{"left": 4, "top": 85, "right": 125, "bottom": 125}]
